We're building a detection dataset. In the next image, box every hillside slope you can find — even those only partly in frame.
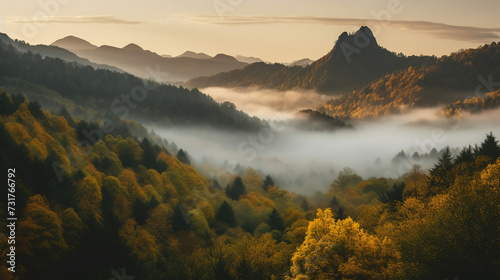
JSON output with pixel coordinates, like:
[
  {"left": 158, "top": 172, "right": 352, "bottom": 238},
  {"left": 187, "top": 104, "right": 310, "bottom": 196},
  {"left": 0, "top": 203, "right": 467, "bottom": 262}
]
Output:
[{"left": 318, "top": 42, "right": 500, "bottom": 119}]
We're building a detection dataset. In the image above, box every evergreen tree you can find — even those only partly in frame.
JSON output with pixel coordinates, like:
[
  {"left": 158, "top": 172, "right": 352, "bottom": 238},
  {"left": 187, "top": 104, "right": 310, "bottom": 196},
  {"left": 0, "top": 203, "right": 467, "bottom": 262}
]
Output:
[
  {"left": 429, "top": 146, "right": 454, "bottom": 193},
  {"left": 262, "top": 174, "right": 275, "bottom": 191},
  {"left": 176, "top": 149, "right": 191, "bottom": 165},
  {"left": 268, "top": 208, "right": 285, "bottom": 232},
  {"left": 140, "top": 137, "right": 165, "bottom": 171},
  {"left": 330, "top": 195, "right": 340, "bottom": 207},
  {"left": 456, "top": 145, "right": 474, "bottom": 163},
  {"left": 215, "top": 201, "right": 236, "bottom": 227},
  {"left": 378, "top": 182, "right": 405, "bottom": 212},
  {"left": 58, "top": 106, "right": 75, "bottom": 127},
  {"left": 0, "top": 91, "right": 16, "bottom": 115},
  {"left": 476, "top": 132, "right": 500, "bottom": 160},
  {"left": 28, "top": 101, "right": 45, "bottom": 119},
  {"left": 430, "top": 147, "right": 439, "bottom": 158},
  {"left": 226, "top": 177, "right": 246, "bottom": 200},
  {"left": 335, "top": 206, "right": 347, "bottom": 220}
]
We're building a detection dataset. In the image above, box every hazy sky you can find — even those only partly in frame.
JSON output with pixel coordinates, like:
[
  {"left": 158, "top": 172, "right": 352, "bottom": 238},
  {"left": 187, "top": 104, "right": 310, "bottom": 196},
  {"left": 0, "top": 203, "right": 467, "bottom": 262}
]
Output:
[{"left": 1, "top": 0, "right": 499, "bottom": 62}]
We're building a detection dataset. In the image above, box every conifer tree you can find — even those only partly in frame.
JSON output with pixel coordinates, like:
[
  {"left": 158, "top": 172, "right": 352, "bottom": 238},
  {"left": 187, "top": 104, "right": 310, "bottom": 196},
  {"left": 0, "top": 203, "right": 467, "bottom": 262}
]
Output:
[
  {"left": 269, "top": 208, "right": 285, "bottom": 232},
  {"left": 262, "top": 175, "right": 275, "bottom": 191},
  {"left": 215, "top": 201, "right": 236, "bottom": 227}
]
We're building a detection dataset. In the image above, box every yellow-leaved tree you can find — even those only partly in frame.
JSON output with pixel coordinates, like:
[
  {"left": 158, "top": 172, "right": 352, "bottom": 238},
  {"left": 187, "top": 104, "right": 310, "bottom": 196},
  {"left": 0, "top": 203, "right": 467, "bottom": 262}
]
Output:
[{"left": 289, "top": 208, "right": 402, "bottom": 280}]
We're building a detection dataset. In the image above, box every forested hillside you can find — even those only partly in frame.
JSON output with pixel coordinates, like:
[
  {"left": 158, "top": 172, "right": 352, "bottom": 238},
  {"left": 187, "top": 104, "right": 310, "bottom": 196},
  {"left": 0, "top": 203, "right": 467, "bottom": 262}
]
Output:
[
  {"left": 319, "top": 42, "right": 500, "bottom": 119},
  {"left": 441, "top": 88, "right": 500, "bottom": 117},
  {"left": 0, "top": 92, "right": 309, "bottom": 279},
  {"left": 0, "top": 91, "right": 499, "bottom": 279},
  {"left": 0, "top": 40, "right": 265, "bottom": 130}
]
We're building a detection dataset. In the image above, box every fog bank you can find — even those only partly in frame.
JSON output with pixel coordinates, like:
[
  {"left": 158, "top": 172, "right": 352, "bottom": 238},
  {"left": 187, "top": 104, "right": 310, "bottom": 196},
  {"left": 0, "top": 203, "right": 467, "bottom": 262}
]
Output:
[
  {"left": 201, "top": 87, "right": 332, "bottom": 119},
  {"left": 152, "top": 88, "right": 500, "bottom": 194}
]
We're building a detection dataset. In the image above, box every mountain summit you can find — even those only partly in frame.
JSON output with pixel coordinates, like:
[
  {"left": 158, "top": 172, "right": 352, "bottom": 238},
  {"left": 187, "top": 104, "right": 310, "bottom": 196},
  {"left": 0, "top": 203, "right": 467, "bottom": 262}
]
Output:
[
  {"left": 187, "top": 26, "right": 431, "bottom": 94},
  {"left": 330, "top": 26, "right": 378, "bottom": 63},
  {"left": 305, "top": 25, "right": 404, "bottom": 92},
  {"left": 51, "top": 35, "right": 97, "bottom": 50},
  {"left": 122, "top": 43, "right": 144, "bottom": 51}
]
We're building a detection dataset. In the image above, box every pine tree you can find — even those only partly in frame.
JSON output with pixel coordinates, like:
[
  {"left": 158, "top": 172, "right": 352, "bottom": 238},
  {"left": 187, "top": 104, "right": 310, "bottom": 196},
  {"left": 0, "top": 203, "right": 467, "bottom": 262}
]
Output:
[
  {"left": 28, "top": 101, "right": 45, "bottom": 119},
  {"left": 269, "top": 208, "right": 285, "bottom": 232},
  {"left": 477, "top": 132, "right": 500, "bottom": 160},
  {"left": 335, "top": 206, "right": 346, "bottom": 220},
  {"left": 176, "top": 149, "right": 191, "bottom": 165},
  {"left": 226, "top": 177, "right": 246, "bottom": 200},
  {"left": 378, "top": 182, "right": 405, "bottom": 212},
  {"left": 456, "top": 145, "right": 474, "bottom": 163},
  {"left": 140, "top": 138, "right": 157, "bottom": 170},
  {"left": 429, "top": 146, "right": 454, "bottom": 193},
  {"left": 58, "top": 106, "right": 75, "bottom": 127},
  {"left": 330, "top": 195, "right": 340, "bottom": 207},
  {"left": 262, "top": 175, "right": 275, "bottom": 191},
  {"left": 215, "top": 201, "right": 236, "bottom": 227}
]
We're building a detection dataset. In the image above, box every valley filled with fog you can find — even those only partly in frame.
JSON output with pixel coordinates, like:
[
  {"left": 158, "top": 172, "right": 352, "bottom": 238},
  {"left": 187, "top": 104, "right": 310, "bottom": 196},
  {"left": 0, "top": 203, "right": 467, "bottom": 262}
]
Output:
[{"left": 153, "top": 87, "right": 500, "bottom": 194}]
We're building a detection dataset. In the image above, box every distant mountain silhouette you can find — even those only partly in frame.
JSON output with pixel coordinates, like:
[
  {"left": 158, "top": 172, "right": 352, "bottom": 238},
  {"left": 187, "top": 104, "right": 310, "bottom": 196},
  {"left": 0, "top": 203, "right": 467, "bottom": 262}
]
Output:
[
  {"left": 212, "top": 53, "right": 240, "bottom": 63},
  {"left": 235, "top": 55, "right": 263, "bottom": 64},
  {"left": 51, "top": 35, "right": 97, "bottom": 50},
  {"left": 122, "top": 43, "right": 144, "bottom": 51},
  {"left": 0, "top": 33, "right": 121, "bottom": 73},
  {"left": 287, "top": 58, "right": 313, "bottom": 67},
  {"left": 177, "top": 51, "right": 212, "bottom": 60},
  {"left": 186, "top": 26, "right": 433, "bottom": 94},
  {"left": 51, "top": 36, "right": 248, "bottom": 82}
]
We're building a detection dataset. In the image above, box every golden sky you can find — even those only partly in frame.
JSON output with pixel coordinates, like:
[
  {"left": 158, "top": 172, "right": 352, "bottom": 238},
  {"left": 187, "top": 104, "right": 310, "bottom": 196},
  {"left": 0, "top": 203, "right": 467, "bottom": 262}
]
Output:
[{"left": 1, "top": 0, "right": 499, "bottom": 62}]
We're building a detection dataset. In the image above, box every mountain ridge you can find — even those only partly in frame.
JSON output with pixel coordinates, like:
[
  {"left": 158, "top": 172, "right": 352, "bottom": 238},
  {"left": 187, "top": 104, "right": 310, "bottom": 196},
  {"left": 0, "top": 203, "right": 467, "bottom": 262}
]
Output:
[
  {"left": 51, "top": 35, "right": 249, "bottom": 83},
  {"left": 186, "top": 26, "right": 435, "bottom": 94},
  {"left": 0, "top": 33, "right": 122, "bottom": 73},
  {"left": 317, "top": 41, "right": 500, "bottom": 119},
  {"left": 51, "top": 35, "right": 98, "bottom": 50}
]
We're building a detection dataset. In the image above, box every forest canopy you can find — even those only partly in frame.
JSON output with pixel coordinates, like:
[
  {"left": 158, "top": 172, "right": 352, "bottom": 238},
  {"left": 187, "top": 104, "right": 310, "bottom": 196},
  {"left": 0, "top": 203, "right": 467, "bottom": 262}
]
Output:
[{"left": 0, "top": 91, "right": 499, "bottom": 279}]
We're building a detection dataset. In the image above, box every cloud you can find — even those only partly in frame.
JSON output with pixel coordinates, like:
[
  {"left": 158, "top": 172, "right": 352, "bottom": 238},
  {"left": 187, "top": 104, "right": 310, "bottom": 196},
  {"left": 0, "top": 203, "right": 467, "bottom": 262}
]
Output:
[
  {"left": 8, "top": 15, "right": 146, "bottom": 25},
  {"left": 185, "top": 15, "right": 500, "bottom": 42}
]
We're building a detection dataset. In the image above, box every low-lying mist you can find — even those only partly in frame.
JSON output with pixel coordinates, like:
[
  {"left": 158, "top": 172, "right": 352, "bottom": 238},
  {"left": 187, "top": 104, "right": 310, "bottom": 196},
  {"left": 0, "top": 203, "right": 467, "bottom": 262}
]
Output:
[
  {"left": 152, "top": 87, "right": 500, "bottom": 195},
  {"left": 201, "top": 87, "right": 333, "bottom": 119}
]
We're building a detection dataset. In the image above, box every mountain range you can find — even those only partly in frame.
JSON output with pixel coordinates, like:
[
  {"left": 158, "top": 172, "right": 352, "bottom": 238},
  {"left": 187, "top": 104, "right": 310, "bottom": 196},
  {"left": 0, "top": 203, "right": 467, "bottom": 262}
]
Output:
[
  {"left": 185, "top": 26, "right": 436, "bottom": 94},
  {"left": 0, "top": 33, "right": 122, "bottom": 73},
  {"left": 3, "top": 27, "right": 499, "bottom": 123},
  {"left": 50, "top": 36, "right": 253, "bottom": 83}
]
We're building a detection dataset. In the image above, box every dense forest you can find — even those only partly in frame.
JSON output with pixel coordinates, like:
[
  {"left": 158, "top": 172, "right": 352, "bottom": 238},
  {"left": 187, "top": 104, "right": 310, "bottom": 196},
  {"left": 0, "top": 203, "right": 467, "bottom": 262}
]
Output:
[
  {"left": 186, "top": 27, "right": 435, "bottom": 94},
  {"left": 0, "top": 91, "right": 499, "bottom": 279},
  {"left": 441, "top": 88, "right": 500, "bottom": 117},
  {"left": 318, "top": 42, "right": 500, "bottom": 119},
  {"left": 0, "top": 38, "right": 265, "bottom": 130}
]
